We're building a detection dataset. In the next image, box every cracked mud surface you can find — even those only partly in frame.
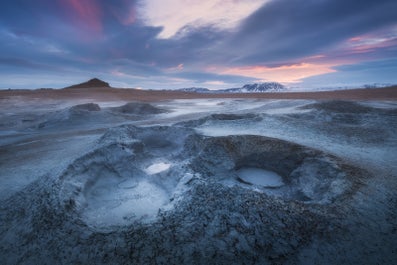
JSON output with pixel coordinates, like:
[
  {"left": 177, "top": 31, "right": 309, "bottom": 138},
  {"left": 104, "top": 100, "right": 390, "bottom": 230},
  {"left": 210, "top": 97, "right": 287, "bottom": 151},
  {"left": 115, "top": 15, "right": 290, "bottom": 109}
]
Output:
[{"left": 1, "top": 99, "right": 396, "bottom": 264}]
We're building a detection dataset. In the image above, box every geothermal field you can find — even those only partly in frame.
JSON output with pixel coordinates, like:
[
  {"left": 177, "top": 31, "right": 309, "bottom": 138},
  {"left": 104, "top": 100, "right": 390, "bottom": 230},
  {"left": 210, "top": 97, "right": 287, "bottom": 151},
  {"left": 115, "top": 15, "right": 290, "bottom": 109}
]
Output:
[{"left": 1, "top": 88, "right": 397, "bottom": 264}]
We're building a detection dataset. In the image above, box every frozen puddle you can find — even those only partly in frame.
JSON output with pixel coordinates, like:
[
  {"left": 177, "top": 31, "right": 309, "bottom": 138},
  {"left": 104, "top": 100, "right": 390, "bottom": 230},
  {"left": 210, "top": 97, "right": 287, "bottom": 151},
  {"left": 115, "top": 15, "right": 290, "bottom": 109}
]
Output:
[
  {"left": 145, "top": 162, "right": 171, "bottom": 175},
  {"left": 58, "top": 126, "right": 196, "bottom": 229},
  {"left": 237, "top": 167, "right": 284, "bottom": 188},
  {"left": 82, "top": 178, "right": 168, "bottom": 227}
]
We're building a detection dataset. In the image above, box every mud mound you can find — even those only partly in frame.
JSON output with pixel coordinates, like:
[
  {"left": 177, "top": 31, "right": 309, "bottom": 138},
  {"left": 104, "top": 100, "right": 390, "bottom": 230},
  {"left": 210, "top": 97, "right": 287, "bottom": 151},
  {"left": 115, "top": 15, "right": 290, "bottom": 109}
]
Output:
[
  {"left": 301, "top": 100, "right": 374, "bottom": 113},
  {"left": 111, "top": 102, "right": 166, "bottom": 115},
  {"left": 37, "top": 103, "right": 102, "bottom": 128},
  {"left": 284, "top": 101, "right": 395, "bottom": 144},
  {"left": 210, "top": 113, "right": 258, "bottom": 120},
  {"left": 69, "top": 103, "right": 101, "bottom": 112},
  {"left": 176, "top": 113, "right": 261, "bottom": 127},
  {"left": 98, "top": 125, "right": 194, "bottom": 153}
]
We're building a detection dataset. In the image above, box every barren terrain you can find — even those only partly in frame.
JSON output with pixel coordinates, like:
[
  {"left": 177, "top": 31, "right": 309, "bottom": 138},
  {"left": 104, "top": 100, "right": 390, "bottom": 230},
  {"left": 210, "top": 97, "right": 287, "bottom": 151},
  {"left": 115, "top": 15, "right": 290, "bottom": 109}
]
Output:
[{"left": 0, "top": 87, "right": 396, "bottom": 264}]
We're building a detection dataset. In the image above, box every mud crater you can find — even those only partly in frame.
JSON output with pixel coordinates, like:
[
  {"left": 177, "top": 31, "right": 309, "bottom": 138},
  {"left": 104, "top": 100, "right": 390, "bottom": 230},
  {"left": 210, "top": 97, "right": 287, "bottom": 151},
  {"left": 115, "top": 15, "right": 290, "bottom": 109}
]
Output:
[
  {"left": 191, "top": 135, "right": 354, "bottom": 204},
  {"left": 57, "top": 126, "right": 359, "bottom": 231},
  {"left": 58, "top": 126, "right": 195, "bottom": 229}
]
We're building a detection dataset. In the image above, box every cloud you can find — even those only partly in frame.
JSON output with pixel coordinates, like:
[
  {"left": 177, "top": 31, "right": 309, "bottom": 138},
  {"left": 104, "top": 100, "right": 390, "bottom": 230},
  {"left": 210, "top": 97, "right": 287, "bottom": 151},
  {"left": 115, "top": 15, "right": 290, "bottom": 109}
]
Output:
[
  {"left": 342, "top": 27, "right": 397, "bottom": 57},
  {"left": 0, "top": 0, "right": 396, "bottom": 89},
  {"left": 138, "top": 0, "right": 268, "bottom": 38},
  {"left": 170, "top": 71, "right": 256, "bottom": 84},
  {"left": 228, "top": 0, "right": 397, "bottom": 65},
  {"left": 59, "top": 0, "right": 103, "bottom": 36}
]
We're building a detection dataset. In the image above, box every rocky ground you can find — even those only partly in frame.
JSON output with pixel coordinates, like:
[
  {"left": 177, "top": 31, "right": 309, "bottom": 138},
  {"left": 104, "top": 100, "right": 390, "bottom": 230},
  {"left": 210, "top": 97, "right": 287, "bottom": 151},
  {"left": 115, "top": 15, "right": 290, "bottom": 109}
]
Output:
[{"left": 0, "top": 98, "right": 396, "bottom": 264}]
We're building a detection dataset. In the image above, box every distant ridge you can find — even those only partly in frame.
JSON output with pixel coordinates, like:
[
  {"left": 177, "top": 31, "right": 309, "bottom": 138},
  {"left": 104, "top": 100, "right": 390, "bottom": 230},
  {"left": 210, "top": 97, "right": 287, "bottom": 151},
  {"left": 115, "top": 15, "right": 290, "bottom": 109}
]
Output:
[
  {"left": 178, "top": 82, "right": 286, "bottom": 93},
  {"left": 65, "top": 78, "right": 110, "bottom": 89},
  {"left": 178, "top": 87, "right": 211, "bottom": 93},
  {"left": 227, "top": 82, "right": 286, "bottom": 93}
]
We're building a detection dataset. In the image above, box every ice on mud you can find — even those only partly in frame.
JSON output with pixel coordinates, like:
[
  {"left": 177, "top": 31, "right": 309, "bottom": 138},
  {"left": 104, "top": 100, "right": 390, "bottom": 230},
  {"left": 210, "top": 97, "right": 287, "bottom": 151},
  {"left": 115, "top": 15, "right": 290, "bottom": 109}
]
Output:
[
  {"left": 144, "top": 162, "right": 171, "bottom": 175},
  {"left": 237, "top": 167, "right": 284, "bottom": 187},
  {"left": 83, "top": 178, "right": 169, "bottom": 226}
]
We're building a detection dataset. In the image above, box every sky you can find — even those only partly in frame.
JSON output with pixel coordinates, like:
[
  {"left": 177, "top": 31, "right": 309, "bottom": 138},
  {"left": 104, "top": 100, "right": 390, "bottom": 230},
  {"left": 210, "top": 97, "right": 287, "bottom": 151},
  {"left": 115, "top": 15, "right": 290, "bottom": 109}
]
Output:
[{"left": 0, "top": 0, "right": 396, "bottom": 90}]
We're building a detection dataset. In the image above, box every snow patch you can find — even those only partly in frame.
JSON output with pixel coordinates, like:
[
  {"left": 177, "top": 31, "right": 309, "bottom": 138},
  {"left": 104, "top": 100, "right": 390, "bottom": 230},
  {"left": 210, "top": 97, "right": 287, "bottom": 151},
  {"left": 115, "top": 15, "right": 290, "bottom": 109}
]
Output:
[{"left": 145, "top": 162, "right": 171, "bottom": 175}]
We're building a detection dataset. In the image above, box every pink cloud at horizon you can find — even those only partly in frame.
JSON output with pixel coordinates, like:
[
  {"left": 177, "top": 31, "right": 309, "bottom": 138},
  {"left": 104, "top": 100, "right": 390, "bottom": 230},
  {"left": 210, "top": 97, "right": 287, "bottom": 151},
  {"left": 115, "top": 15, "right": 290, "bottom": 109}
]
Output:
[
  {"left": 213, "top": 63, "right": 337, "bottom": 84},
  {"left": 347, "top": 32, "right": 397, "bottom": 54},
  {"left": 321, "top": 26, "right": 397, "bottom": 60}
]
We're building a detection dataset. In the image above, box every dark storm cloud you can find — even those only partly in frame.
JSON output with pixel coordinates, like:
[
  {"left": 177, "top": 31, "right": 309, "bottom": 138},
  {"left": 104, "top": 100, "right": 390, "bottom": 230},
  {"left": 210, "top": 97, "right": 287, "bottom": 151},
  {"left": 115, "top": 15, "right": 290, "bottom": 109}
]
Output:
[
  {"left": 230, "top": 0, "right": 397, "bottom": 65},
  {"left": 0, "top": 0, "right": 220, "bottom": 66}
]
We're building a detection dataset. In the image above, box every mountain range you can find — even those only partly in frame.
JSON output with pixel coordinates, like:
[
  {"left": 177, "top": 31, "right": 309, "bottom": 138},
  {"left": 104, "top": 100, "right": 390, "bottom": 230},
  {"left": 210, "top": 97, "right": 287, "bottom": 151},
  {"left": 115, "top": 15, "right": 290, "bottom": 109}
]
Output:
[{"left": 178, "top": 82, "right": 286, "bottom": 93}]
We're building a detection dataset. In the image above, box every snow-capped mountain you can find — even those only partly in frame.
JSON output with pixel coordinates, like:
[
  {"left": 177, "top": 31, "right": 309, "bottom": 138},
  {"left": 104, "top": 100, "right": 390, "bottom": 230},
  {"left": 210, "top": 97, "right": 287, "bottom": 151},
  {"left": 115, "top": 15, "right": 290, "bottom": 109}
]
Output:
[
  {"left": 230, "top": 82, "right": 285, "bottom": 93},
  {"left": 178, "top": 82, "right": 286, "bottom": 93},
  {"left": 178, "top": 87, "right": 211, "bottom": 93}
]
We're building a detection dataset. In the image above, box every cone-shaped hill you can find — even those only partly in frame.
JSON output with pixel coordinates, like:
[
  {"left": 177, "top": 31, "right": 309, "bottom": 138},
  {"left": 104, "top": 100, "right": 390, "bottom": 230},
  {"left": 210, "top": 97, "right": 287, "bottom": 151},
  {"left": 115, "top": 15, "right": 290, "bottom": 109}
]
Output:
[{"left": 64, "top": 78, "right": 111, "bottom": 89}]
